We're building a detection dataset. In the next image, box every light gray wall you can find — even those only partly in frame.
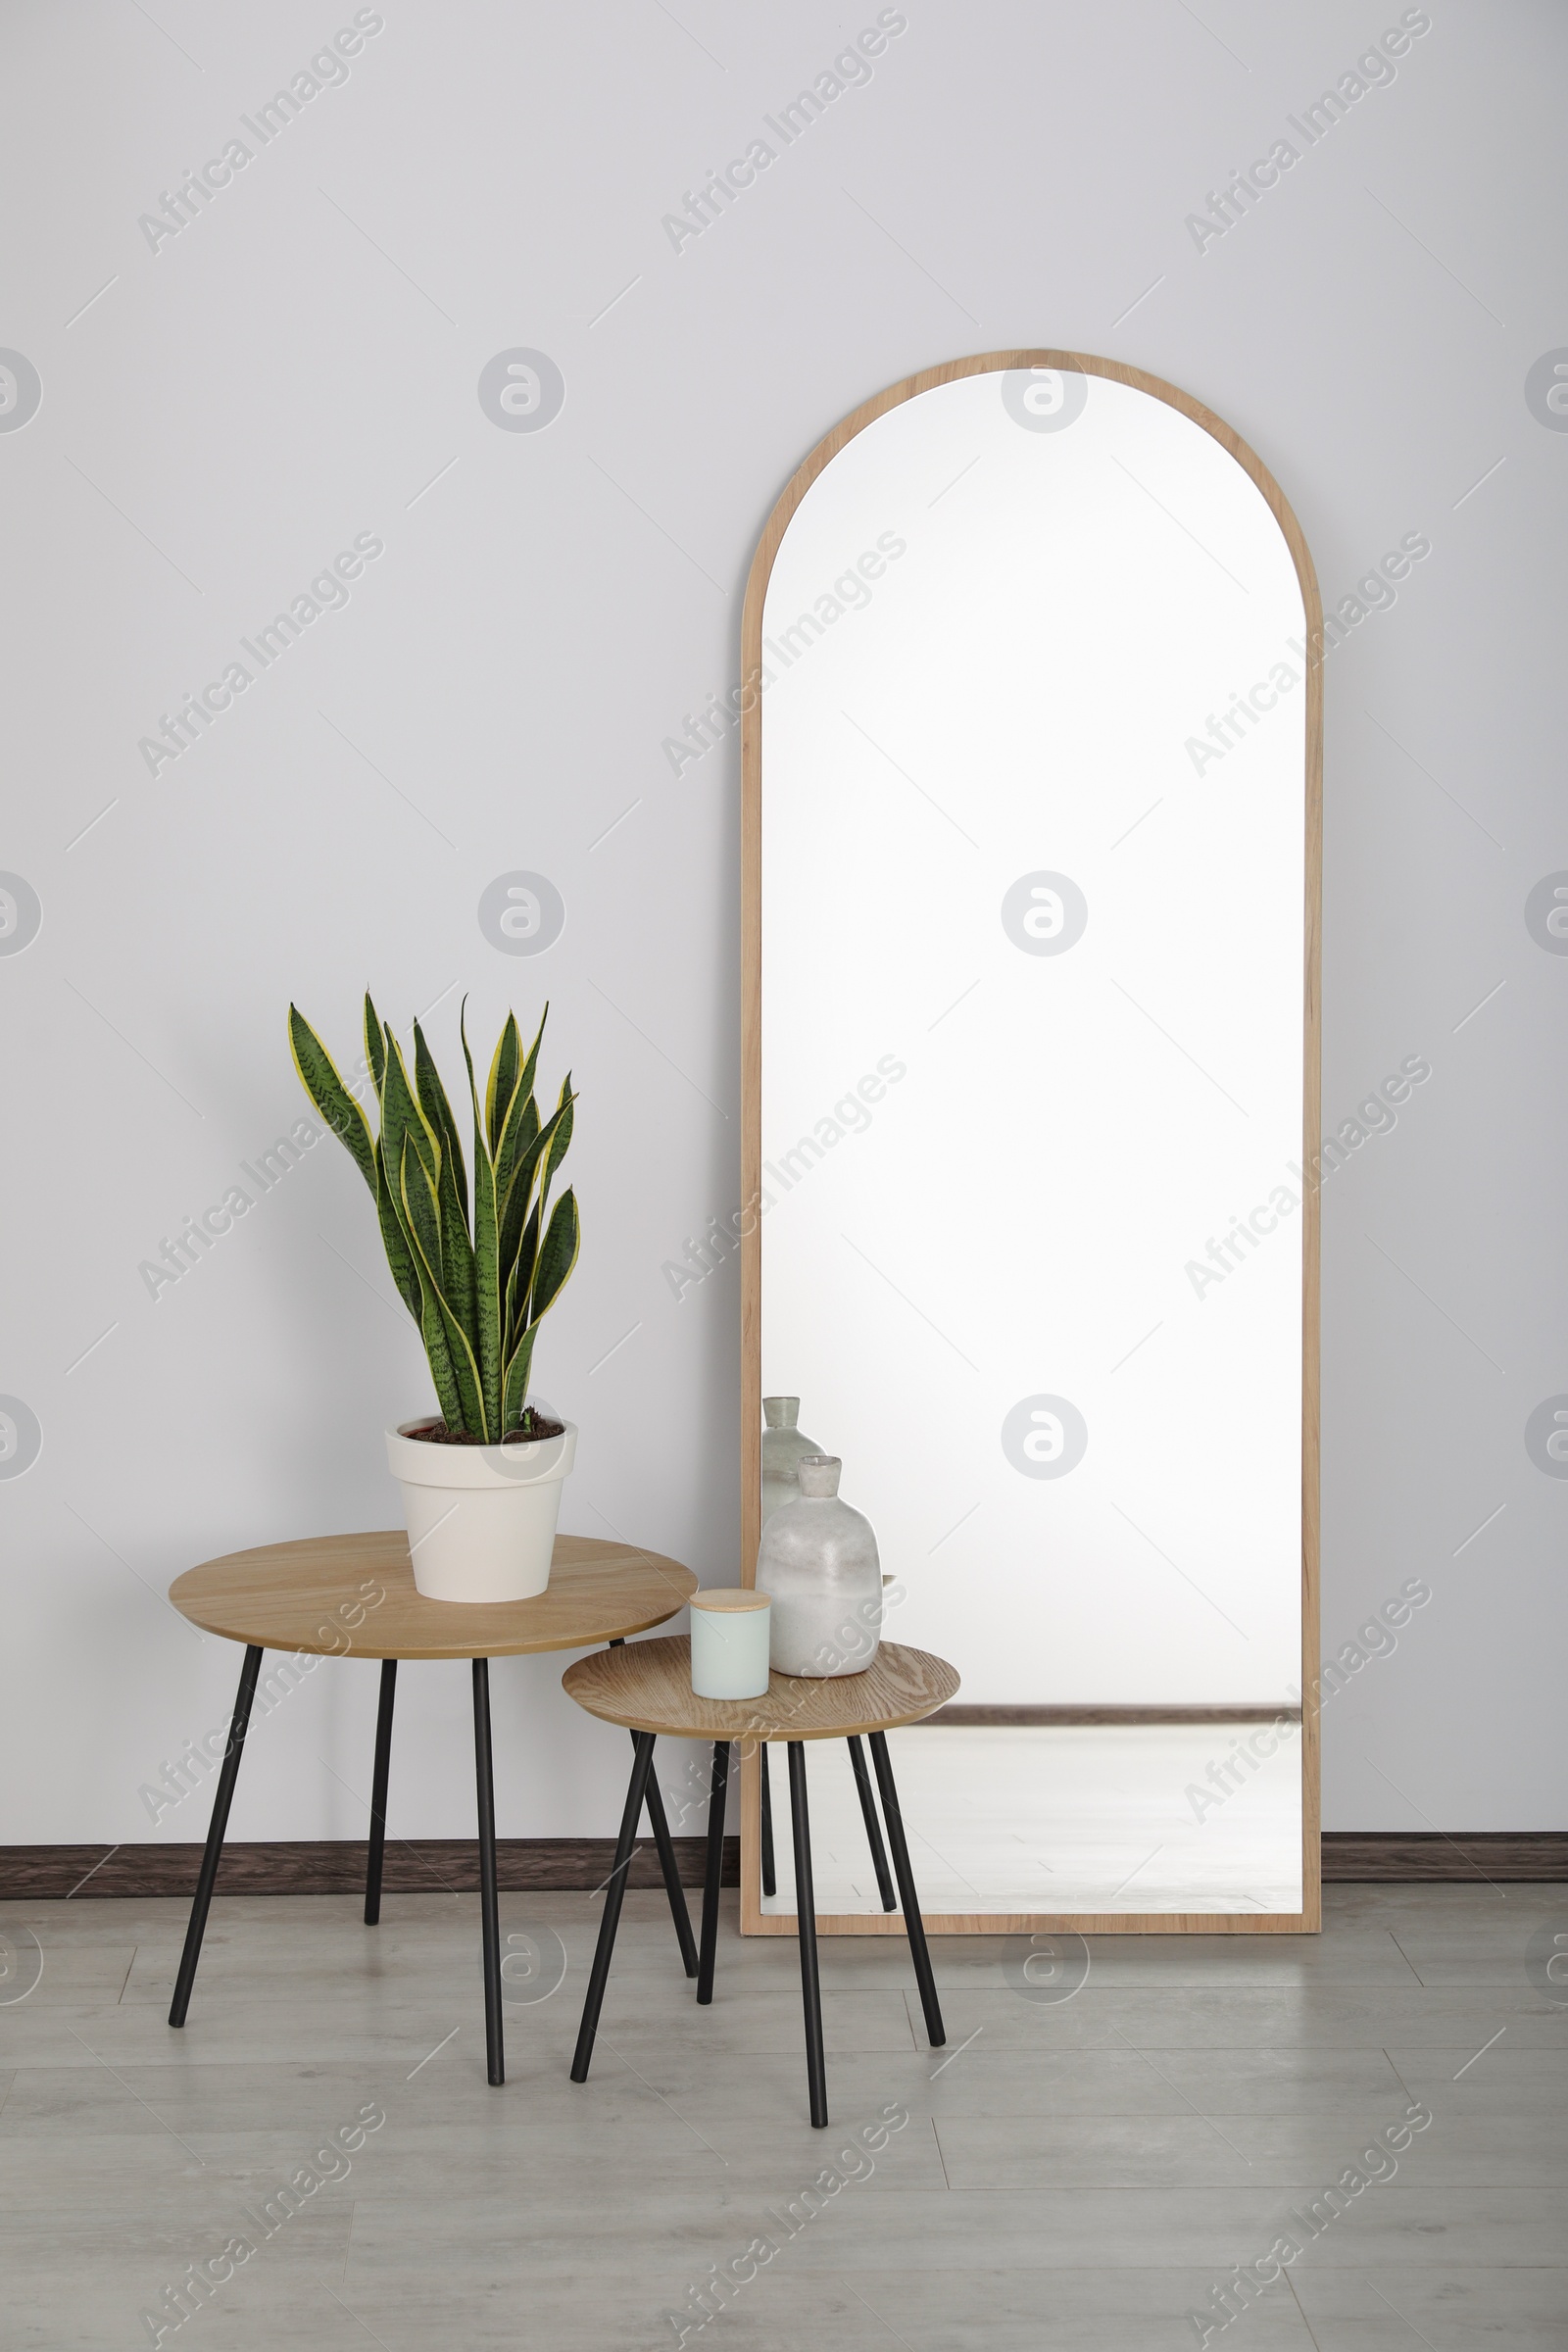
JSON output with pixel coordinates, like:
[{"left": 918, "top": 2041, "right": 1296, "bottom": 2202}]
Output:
[{"left": 1, "top": 0, "right": 1562, "bottom": 1843}]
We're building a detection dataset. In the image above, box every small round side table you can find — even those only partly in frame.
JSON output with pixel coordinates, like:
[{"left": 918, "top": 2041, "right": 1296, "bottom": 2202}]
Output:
[
  {"left": 562, "top": 1636, "right": 959, "bottom": 2127},
  {"left": 167, "top": 1530, "right": 697, "bottom": 2084}
]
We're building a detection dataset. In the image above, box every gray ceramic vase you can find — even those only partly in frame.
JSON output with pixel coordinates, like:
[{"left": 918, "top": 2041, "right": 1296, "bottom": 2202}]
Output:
[
  {"left": 756, "top": 1454, "right": 882, "bottom": 1678},
  {"left": 760, "top": 1396, "right": 822, "bottom": 1529}
]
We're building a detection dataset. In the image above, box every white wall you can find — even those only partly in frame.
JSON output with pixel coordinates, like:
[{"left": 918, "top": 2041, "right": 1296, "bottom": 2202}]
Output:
[{"left": 1, "top": 0, "right": 1563, "bottom": 1842}]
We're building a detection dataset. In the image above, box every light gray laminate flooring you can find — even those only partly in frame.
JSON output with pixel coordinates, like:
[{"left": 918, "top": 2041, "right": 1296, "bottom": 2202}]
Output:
[
  {"left": 759, "top": 1727, "right": 1303, "bottom": 1919},
  {"left": 0, "top": 1881, "right": 1563, "bottom": 2347}
]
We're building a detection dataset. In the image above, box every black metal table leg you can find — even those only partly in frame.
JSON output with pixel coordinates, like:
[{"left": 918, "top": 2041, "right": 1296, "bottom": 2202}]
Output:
[
  {"left": 697, "top": 1740, "right": 729, "bottom": 2005},
  {"left": 847, "top": 1735, "right": 897, "bottom": 1911},
  {"left": 787, "top": 1740, "right": 828, "bottom": 2128},
  {"left": 760, "top": 1740, "right": 777, "bottom": 1897},
  {"left": 610, "top": 1639, "right": 698, "bottom": 1975},
  {"left": 643, "top": 1764, "right": 699, "bottom": 1978},
  {"left": 365, "top": 1659, "right": 397, "bottom": 1926},
  {"left": 868, "top": 1731, "right": 945, "bottom": 2048},
  {"left": 169, "top": 1644, "right": 263, "bottom": 2028},
  {"left": 472, "top": 1659, "right": 504, "bottom": 2086},
  {"left": 572, "top": 1731, "right": 657, "bottom": 2082}
]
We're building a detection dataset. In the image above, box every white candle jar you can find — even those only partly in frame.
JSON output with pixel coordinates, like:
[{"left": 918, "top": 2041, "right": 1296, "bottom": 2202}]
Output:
[{"left": 689, "top": 1589, "right": 772, "bottom": 1699}]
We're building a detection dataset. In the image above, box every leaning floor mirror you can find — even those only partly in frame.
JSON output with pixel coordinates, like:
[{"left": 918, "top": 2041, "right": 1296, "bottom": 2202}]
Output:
[{"left": 740, "top": 351, "right": 1321, "bottom": 1936}]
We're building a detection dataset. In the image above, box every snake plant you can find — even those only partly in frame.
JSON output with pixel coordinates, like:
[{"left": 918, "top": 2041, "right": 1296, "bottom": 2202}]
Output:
[{"left": 288, "top": 994, "right": 579, "bottom": 1441}]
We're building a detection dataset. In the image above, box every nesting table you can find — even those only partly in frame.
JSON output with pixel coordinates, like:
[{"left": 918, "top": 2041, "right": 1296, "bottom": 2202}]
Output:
[
  {"left": 562, "top": 1636, "right": 959, "bottom": 2126},
  {"left": 166, "top": 1530, "right": 698, "bottom": 2083}
]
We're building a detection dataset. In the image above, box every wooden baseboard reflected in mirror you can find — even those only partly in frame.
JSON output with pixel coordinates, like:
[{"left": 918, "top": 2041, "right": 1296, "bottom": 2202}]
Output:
[{"left": 740, "top": 352, "right": 1320, "bottom": 1936}]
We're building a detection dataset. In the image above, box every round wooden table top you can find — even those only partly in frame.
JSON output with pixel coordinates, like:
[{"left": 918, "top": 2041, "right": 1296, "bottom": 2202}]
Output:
[
  {"left": 168, "top": 1531, "right": 697, "bottom": 1660},
  {"left": 562, "top": 1636, "right": 958, "bottom": 1741}
]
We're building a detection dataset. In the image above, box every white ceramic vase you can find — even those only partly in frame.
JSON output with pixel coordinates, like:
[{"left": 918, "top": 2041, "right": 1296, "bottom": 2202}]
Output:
[
  {"left": 386, "top": 1417, "right": 577, "bottom": 1602},
  {"left": 760, "top": 1396, "right": 822, "bottom": 1528},
  {"left": 755, "top": 1454, "right": 882, "bottom": 1678}
]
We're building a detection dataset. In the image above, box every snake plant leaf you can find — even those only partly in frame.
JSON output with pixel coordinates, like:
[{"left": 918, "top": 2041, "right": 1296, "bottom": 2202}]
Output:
[
  {"left": 364, "top": 993, "right": 386, "bottom": 1102},
  {"left": 504, "top": 1199, "right": 540, "bottom": 1353},
  {"left": 530, "top": 1188, "right": 580, "bottom": 1324},
  {"left": 543, "top": 1076, "right": 574, "bottom": 1188},
  {"left": 493, "top": 1047, "right": 542, "bottom": 1213},
  {"left": 397, "top": 1119, "right": 444, "bottom": 1285},
  {"left": 414, "top": 1019, "right": 468, "bottom": 1235},
  {"left": 496, "top": 1102, "right": 565, "bottom": 1275},
  {"left": 400, "top": 1135, "right": 485, "bottom": 1437},
  {"left": 462, "top": 1006, "right": 504, "bottom": 1440},
  {"left": 288, "top": 1007, "right": 377, "bottom": 1194},
  {"left": 433, "top": 1134, "right": 476, "bottom": 1343},
  {"left": 373, "top": 1137, "right": 423, "bottom": 1320},
  {"left": 395, "top": 1141, "right": 463, "bottom": 1425},
  {"left": 484, "top": 1012, "right": 521, "bottom": 1159},
  {"left": 514, "top": 1004, "right": 548, "bottom": 1126},
  {"left": 501, "top": 1323, "right": 539, "bottom": 1435},
  {"left": 285, "top": 998, "right": 577, "bottom": 1442},
  {"left": 380, "top": 1029, "right": 441, "bottom": 1206}
]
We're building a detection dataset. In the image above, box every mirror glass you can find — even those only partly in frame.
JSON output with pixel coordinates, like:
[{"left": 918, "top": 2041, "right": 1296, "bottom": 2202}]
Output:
[{"left": 751, "top": 360, "right": 1316, "bottom": 1927}]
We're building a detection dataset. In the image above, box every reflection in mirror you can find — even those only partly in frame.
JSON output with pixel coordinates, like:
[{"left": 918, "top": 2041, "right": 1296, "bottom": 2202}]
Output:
[{"left": 744, "top": 356, "right": 1319, "bottom": 1931}]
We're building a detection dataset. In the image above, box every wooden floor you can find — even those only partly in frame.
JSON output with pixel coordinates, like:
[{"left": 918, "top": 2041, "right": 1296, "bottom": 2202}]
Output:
[
  {"left": 1, "top": 1881, "right": 1564, "bottom": 2346},
  {"left": 760, "top": 1725, "right": 1303, "bottom": 1919}
]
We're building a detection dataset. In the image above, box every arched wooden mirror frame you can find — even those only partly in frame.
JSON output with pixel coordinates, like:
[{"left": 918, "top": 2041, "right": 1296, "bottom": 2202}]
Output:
[{"left": 739, "top": 350, "right": 1322, "bottom": 1936}]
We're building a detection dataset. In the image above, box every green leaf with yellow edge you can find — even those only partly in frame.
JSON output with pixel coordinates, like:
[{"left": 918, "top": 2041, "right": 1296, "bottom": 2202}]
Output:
[
  {"left": 288, "top": 1006, "right": 376, "bottom": 1193},
  {"left": 462, "top": 1004, "right": 503, "bottom": 1440},
  {"left": 485, "top": 1012, "right": 521, "bottom": 1158},
  {"left": 400, "top": 1135, "right": 485, "bottom": 1437},
  {"left": 543, "top": 1074, "right": 574, "bottom": 1189},
  {"left": 504, "top": 1200, "right": 540, "bottom": 1354},
  {"left": 364, "top": 993, "right": 386, "bottom": 1102},
  {"left": 414, "top": 1019, "right": 468, "bottom": 1234},
  {"left": 501, "top": 1323, "right": 538, "bottom": 1434},
  {"left": 530, "top": 1188, "right": 580, "bottom": 1324}
]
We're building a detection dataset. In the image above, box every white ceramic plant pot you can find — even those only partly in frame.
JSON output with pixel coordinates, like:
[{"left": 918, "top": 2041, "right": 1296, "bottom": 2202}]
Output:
[{"left": 386, "top": 1418, "right": 578, "bottom": 1602}]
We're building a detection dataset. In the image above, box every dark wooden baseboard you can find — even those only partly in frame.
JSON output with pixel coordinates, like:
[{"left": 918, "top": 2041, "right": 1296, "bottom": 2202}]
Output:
[
  {"left": 1321, "top": 1834, "right": 1568, "bottom": 1883},
  {"left": 0, "top": 1838, "right": 741, "bottom": 1902},
  {"left": 4, "top": 1834, "right": 1561, "bottom": 1901}
]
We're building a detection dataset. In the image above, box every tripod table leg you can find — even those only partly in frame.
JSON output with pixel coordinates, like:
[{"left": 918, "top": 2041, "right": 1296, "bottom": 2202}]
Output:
[
  {"left": 868, "top": 1731, "right": 945, "bottom": 2049},
  {"left": 472, "top": 1659, "right": 504, "bottom": 2086},
  {"left": 847, "top": 1735, "right": 896, "bottom": 1911},
  {"left": 697, "top": 1740, "right": 730, "bottom": 2004},
  {"left": 609, "top": 1639, "right": 697, "bottom": 1975},
  {"left": 787, "top": 1740, "right": 828, "bottom": 2128},
  {"left": 571, "top": 1732, "right": 658, "bottom": 2083},
  {"left": 365, "top": 1659, "right": 397, "bottom": 1926},
  {"left": 169, "top": 1644, "right": 263, "bottom": 2029}
]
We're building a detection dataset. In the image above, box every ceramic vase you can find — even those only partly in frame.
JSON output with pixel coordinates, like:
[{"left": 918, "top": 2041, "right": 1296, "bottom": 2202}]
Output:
[
  {"left": 761, "top": 1396, "right": 824, "bottom": 1528},
  {"left": 756, "top": 1454, "right": 881, "bottom": 1678}
]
